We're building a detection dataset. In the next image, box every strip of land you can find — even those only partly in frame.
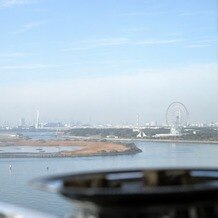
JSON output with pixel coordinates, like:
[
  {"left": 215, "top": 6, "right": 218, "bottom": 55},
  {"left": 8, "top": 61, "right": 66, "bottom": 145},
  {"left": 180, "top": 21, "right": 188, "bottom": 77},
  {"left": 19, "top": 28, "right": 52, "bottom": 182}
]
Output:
[
  {"left": 141, "top": 139, "right": 218, "bottom": 144},
  {"left": 0, "top": 137, "right": 141, "bottom": 158},
  {"left": 107, "top": 138, "right": 218, "bottom": 145}
]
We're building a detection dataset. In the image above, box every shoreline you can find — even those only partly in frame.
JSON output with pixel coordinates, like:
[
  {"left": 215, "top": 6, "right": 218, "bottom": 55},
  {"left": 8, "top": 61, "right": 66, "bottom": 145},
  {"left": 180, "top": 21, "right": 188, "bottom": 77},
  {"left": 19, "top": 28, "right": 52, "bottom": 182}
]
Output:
[
  {"left": 0, "top": 138, "right": 142, "bottom": 158},
  {"left": 105, "top": 138, "right": 218, "bottom": 145},
  {"left": 0, "top": 145, "right": 141, "bottom": 158},
  {"left": 137, "top": 139, "right": 218, "bottom": 145},
  {"left": 1, "top": 135, "right": 218, "bottom": 158}
]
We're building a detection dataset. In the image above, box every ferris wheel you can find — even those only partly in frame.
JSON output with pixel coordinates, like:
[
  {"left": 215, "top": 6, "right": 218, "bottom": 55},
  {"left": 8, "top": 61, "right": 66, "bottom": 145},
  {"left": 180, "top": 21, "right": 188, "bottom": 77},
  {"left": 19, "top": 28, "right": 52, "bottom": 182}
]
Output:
[{"left": 166, "top": 102, "right": 189, "bottom": 127}]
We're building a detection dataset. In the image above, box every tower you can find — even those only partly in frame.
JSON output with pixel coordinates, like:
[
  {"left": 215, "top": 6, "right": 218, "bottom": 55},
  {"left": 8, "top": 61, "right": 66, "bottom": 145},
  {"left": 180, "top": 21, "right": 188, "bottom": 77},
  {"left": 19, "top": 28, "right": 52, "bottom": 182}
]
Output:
[
  {"left": 136, "top": 114, "right": 140, "bottom": 128},
  {"left": 134, "top": 113, "right": 147, "bottom": 138},
  {"left": 35, "top": 110, "right": 40, "bottom": 129}
]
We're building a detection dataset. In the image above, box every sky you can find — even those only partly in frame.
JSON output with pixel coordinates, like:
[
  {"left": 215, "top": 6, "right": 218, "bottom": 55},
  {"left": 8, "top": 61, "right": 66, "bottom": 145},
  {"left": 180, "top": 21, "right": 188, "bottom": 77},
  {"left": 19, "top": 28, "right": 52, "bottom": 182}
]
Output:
[{"left": 0, "top": 0, "right": 217, "bottom": 125}]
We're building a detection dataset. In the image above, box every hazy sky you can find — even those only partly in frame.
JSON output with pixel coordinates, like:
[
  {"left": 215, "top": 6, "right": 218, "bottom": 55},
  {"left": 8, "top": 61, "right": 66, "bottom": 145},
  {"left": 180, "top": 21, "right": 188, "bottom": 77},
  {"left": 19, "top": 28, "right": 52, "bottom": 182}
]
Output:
[{"left": 0, "top": 0, "right": 217, "bottom": 125}]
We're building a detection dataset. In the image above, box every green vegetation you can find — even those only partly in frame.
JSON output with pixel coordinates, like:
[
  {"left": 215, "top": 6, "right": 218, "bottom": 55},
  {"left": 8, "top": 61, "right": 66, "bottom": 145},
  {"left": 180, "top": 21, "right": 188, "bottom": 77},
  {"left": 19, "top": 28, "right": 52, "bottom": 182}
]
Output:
[
  {"left": 181, "top": 127, "right": 218, "bottom": 141},
  {"left": 66, "top": 128, "right": 170, "bottom": 139},
  {"left": 66, "top": 127, "right": 218, "bottom": 141}
]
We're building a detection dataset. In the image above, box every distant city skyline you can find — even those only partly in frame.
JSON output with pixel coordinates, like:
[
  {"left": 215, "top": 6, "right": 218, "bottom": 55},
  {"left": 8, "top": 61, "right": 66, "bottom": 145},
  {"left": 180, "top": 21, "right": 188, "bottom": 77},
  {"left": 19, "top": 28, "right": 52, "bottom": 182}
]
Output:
[
  {"left": 1, "top": 110, "right": 218, "bottom": 128},
  {"left": 0, "top": 0, "right": 217, "bottom": 124}
]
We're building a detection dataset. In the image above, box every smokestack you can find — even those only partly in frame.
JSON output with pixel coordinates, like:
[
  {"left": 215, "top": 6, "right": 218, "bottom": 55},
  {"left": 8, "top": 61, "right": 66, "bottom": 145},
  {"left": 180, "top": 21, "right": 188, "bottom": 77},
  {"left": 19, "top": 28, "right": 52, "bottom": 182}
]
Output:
[{"left": 35, "top": 110, "right": 40, "bottom": 129}]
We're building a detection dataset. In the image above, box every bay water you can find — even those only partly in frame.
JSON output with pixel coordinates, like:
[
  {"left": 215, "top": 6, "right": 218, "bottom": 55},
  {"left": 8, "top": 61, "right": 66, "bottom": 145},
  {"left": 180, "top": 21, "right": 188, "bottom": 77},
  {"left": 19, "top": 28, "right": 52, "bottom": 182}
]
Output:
[{"left": 1, "top": 141, "right": 218, "bottom": 217}]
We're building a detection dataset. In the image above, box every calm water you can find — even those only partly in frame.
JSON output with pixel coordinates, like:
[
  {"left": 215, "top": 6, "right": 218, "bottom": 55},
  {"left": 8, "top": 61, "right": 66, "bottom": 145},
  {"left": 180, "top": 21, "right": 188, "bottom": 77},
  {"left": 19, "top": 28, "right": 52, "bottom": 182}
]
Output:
[
  {"left": 0, "top": 131, "right": 57, "bottom": 140},
  {"left": 1, "top": 141, "right": 218, "bottom": 217}
]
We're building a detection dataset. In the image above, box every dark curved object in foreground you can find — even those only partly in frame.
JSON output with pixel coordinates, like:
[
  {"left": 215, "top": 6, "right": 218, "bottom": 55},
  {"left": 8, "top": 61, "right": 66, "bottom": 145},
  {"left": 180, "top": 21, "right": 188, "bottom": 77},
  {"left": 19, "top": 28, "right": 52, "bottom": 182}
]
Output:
[{"left": 33, "top": 168, "right": 218, "bottom": 218}]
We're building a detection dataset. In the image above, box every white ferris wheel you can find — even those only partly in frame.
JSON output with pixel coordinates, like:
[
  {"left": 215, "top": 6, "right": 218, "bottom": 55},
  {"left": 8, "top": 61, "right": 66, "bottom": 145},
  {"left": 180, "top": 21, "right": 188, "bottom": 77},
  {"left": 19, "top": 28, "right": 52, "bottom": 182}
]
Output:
[{"left": 166, "top": 102, "right": 189, "bottom": 127}]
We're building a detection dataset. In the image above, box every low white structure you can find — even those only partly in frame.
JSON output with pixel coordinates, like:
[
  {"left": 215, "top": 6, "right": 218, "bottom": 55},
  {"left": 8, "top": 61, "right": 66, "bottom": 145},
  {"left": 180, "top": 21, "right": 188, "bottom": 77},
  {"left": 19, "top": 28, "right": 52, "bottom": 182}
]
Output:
[
  {"left": 170, "top": 125, "right": 182, "bottom": 135},
  {"left": 137, "top": 131, "right": 147, "bottom": 138}
]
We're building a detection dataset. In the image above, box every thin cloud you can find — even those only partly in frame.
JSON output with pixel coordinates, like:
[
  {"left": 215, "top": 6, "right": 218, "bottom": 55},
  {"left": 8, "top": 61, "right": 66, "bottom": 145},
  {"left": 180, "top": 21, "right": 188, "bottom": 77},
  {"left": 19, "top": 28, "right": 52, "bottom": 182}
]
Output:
[
  {"left": 134, "top": 39, "right": 182, "bottom": 45},
  {"left": 179, "top": 11, "right": 215, "bottom": 16},
  {"left": 0, "top": 52, "right": 30, "bottom": 58},
  {"left": 185, "top": 44, "right": 212, "bottom": 48},
  {"left": 123, "top": 27, "right": 149, "bottom": 33},
  {"left": 14, "top": 20, "right": 47, "bottom": 34},
  {"left": 0, "top": 0, "right": 37, "bottom": 7},
  {"left": 62, "top": 38, "right": 182, "bottom": 52},
  {"left": 61, "top": 38, "right": 130, "bottom": 52},
  {"left": 164, "top": 32, "right": 183, "bottom": 37},
  {"left": 184, "top": 39, "right": 217, "bottom": 48},
  {"left": 0, "top": 64, "right": 64, "bottom": 70},
  {"left": 110, "top": 11, "right": 166, "bottom": 17}
]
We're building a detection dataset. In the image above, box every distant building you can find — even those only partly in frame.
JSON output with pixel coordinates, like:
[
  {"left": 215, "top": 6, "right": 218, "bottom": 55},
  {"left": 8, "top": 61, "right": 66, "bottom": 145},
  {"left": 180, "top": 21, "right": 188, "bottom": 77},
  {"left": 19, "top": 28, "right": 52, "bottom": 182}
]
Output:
[
  {"left": 106, "top": 135, "right": 118, "bottom": 139},
  {"left": 150, "top": 121, "right": 157, "bottom": 126},
  {"left": 170, "top": 125, "right": 182, "bottom": 135},
  {"left": 20, "top": 118, "right": 26, "bottom": 127},
  {"left": 43, "top": 122, "right": 64, "bottom": 128}
]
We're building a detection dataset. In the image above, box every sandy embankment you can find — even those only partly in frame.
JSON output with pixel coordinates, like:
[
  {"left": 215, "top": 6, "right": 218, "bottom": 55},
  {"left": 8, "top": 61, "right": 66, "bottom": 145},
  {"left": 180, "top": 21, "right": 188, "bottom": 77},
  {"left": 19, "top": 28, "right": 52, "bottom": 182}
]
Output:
[{"left": 0, "top": 137, "right": 141, "bottom": 157}]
